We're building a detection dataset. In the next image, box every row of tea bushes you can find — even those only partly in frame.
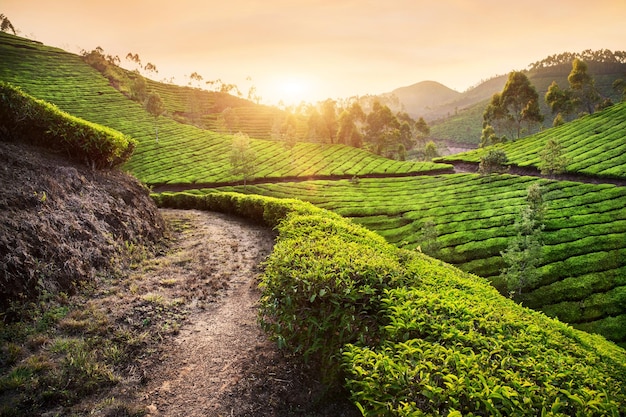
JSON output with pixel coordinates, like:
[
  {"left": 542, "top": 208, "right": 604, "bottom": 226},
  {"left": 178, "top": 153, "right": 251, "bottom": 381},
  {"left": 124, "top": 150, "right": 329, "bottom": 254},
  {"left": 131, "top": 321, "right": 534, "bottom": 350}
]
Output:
[
  {"left": 437, "top": 101, "right": 626, "bottom": 179},
  {"left": 152, "top": 190, "right": 626, "bottom": 416},
  {"left": 0, "top": 82, "right": 135, "bottom": 168},
  {"left": 207, "top": 175, "right": 626, "bottom": 346}
]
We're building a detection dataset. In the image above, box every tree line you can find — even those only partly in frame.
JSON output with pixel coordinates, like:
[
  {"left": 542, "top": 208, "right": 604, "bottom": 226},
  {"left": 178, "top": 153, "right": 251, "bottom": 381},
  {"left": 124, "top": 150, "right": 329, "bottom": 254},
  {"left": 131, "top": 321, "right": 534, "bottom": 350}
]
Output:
[
  {"left": 481, "top": 58, "right": 626, "bottom": 148},
  {"left": 529, "top": 49, "right": 626, "bottom": 70},
  {"left": 277, "top": 98, "right": 436, "bottom": 161}
]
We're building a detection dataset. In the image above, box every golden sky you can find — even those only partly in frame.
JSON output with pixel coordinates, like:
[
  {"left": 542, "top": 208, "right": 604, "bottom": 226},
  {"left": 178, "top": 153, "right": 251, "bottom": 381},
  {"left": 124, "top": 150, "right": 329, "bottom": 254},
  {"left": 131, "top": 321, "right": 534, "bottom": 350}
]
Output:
[{"left": 4, "top": 0, "right": 626, "bottom": 105}]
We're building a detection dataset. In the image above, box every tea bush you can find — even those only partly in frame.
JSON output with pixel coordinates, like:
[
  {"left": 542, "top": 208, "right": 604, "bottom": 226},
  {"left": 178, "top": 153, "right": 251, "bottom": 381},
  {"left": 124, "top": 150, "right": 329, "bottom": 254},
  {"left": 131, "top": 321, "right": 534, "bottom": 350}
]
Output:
[
  {"left": 0, "top": 82, "right": 136, "bottom": 168},
  {"left": 152, "top": 191, "right": 626, "bottom": 415}
]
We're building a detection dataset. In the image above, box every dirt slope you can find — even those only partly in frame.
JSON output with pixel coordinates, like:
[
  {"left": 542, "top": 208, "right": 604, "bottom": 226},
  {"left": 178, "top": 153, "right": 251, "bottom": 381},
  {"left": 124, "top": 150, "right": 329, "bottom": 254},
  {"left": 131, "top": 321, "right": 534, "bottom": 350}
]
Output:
[{"left": 101, "top": 209, "right": 358, "bottom": 417}]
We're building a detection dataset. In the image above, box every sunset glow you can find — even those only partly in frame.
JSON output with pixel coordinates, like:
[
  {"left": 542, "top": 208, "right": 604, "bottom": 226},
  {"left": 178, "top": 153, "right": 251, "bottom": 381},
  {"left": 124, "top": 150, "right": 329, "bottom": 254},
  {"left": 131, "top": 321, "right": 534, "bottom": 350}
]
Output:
[{"left": 3, "top": 0, "right": 626, "bottom": 105}]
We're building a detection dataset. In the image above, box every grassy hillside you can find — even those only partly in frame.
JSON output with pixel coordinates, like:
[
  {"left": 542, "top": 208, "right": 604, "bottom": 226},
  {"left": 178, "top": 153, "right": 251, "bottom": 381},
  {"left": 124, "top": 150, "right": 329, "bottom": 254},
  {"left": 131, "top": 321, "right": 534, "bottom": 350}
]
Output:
[
  {"left": 437, "top": 101, "right": 626, "bottom": 179},
  {"left": 197, "top": 175, "right": 626, "bottom": 346},
  {"left": 428, "top": 62, "right": 626, "bottom": 144},
  {"left": 153, "top": 191, "right": 626, "bottom": 416},
  {"left": 0, "top": 32, "right": 450, "bottom": 186}
]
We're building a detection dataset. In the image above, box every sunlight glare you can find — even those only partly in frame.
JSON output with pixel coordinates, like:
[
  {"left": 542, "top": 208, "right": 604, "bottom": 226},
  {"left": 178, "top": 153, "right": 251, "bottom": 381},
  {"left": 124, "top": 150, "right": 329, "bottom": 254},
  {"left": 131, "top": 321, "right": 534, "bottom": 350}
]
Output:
[{"left": 271, "top": 75, "right": 314, "bottom": 106}]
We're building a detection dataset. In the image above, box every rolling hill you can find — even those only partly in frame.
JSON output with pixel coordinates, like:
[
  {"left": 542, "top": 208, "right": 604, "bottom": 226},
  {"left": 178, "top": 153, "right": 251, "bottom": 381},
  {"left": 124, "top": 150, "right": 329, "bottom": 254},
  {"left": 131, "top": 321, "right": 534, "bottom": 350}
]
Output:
[
  {"left": 0, "top": 32, "right": 450, "bottom": 187},
  {"left": 388, "top": 57, "right": 626, "bottom": 144},
  {"left": 1, "top": 30, "right": 625, "bottom": 347},
  {"left": 436, "top": 101, "right": 626, "bottom": 180}
]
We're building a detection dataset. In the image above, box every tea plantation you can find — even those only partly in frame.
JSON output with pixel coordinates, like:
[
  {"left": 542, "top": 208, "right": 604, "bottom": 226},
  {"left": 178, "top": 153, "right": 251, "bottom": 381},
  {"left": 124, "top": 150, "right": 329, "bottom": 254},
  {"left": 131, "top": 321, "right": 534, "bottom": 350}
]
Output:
[
  {"left": 2, "top": 30, "right": 626, "bottom": 416},
  {"left": 153, "top": 191, "right": 626, "bottom": 416},
  {"left": 0, "top": 32, "right": 451, "bottom": 186},
  {"left": 437, "top": 101, "right": 626, "bottom": 179}
]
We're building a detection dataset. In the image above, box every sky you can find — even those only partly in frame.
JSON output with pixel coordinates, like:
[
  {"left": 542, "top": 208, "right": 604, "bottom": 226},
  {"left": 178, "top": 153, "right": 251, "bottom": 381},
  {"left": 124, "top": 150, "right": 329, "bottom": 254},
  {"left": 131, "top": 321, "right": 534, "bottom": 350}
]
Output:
[{"left": 3, "top": 0, "right": 626, "bottom": 105}]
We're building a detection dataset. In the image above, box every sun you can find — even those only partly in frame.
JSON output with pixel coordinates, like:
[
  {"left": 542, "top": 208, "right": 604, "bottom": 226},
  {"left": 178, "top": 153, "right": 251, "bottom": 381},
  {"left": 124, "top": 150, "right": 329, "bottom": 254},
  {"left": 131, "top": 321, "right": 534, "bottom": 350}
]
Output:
[{"left": 269, "top": 75, "right": 315, "bottom": 107}]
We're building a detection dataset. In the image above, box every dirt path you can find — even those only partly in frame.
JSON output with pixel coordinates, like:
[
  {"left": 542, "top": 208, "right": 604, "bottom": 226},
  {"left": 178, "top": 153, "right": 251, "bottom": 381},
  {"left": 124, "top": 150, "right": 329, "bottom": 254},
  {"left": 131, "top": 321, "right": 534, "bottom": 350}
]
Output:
[{"left": 124, "top": 209, "right": 357, "bottom": 417}]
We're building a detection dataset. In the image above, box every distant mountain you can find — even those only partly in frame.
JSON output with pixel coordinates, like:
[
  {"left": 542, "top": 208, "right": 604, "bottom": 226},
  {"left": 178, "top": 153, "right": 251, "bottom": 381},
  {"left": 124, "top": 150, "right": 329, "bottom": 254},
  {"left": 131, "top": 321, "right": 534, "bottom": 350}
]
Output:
[
  {"left": 382, "top": 81, "right": 461, "bottom": 118},
  {"left": 389, "top": 58, "right": 626, "bottom": 144}
]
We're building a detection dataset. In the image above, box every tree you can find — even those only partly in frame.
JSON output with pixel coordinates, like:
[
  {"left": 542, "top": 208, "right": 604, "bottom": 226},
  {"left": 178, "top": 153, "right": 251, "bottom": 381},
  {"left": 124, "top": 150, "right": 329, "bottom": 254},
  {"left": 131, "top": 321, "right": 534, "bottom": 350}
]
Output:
[
  {"left": 320, "top": 99, "right": 338, "bottom": 144},
  {"left": 478, "top": 149, "right": 509, "bottom": 176},
  {"left": 306, "top": 109, "right": 328, "bottom": 142},
  {"left": 483, "top": 71, "right": 543, "bottom": 140},
  {"left": 145, "top": 92, "right": 165, "bottom": 142},
  {"left": 416, "top": 220, "right": 440, "bottom": 257},
  {"left": 230, "top": 132, "right": 256, "bottom": 188},
  {"left": 545, "top": 81, "right": 576, "bottom": 123},
  {"left": 539, "top": 138, "right": 570, "bottom": 176},
  {"left": 336, "top": 104, "right": 365, "bottom": 148},
  {"left": 479, "top": 124, "right": 502, "bottom": 148},
  {"left": 423, "top": 141, "right": 439, "bottom": 160},
  {"left": 0, "top": 14, "right": 16, "bottom": 34},
  {"left": 568, "top": 59, "right": 601, "bottom": 114},
  {"left": 613, "top": 78, "right": 626, "bottom": 101},
  {"left": 500, "top": 183, "right": 545, "bottom": 296},
  {"left": 365, "top": 101, "right": 400, "bottom": 156}
]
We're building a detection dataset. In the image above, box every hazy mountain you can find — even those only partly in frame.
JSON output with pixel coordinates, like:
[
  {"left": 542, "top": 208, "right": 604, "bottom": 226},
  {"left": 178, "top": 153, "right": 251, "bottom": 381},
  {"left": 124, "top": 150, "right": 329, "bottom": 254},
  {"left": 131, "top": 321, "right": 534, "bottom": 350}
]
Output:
[{"left": 382, "top": 81, "right": 461, "bottom": 118}]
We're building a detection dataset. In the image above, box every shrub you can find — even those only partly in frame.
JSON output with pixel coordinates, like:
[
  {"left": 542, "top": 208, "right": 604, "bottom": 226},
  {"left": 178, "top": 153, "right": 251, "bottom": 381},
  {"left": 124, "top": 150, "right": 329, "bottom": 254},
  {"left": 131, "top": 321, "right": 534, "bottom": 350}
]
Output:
[
  {"left": 0, "top": 82, "right": 136, "bottom": 168},
  {"left": 151, "top": 191, "right": 626, "bottom": 415}
]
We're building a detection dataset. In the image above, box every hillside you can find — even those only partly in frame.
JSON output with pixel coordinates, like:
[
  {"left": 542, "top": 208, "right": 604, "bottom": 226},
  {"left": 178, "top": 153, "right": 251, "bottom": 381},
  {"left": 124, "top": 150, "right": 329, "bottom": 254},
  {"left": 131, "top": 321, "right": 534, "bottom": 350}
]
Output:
[
  {"left": 382, "top": 80, "right": 462, "bottom": 118},
  {"left": 0, "top": 32, "right": 451, "bottom": 187},
  {"left": 2, "top": 29, "right": 626, "bottom": 416},
  {"left": 403, "top": 60, "right": 626, "bottom": 144},
  {"left": 437, "top": 101, "right": 626, "bottom": 179}
]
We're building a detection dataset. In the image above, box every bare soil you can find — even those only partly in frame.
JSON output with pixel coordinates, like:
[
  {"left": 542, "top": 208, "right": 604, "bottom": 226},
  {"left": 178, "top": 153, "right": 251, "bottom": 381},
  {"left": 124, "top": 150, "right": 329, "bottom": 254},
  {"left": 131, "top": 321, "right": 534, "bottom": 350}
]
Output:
[
  {"left": 0, "top": 141, "right": 358, "bottom": 416},
  {"left": 103, "top": 209, "right": 358, "bottom": 417}
]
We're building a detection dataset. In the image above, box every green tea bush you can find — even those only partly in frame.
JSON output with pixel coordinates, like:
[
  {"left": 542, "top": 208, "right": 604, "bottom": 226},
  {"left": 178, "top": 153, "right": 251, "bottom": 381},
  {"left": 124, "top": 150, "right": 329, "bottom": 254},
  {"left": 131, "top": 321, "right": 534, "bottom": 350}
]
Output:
[
  {"left": 258, "top": 213, "right": 410, "bottom": 381},
  {"left": 0, "top": 82, "right": 136, "bottom": 168},
  {"left": 152, "top": 191, "right": 626, "bottom": 415},
  {"left": 343, "top": 254, "right": 626, "bottom": 416}
]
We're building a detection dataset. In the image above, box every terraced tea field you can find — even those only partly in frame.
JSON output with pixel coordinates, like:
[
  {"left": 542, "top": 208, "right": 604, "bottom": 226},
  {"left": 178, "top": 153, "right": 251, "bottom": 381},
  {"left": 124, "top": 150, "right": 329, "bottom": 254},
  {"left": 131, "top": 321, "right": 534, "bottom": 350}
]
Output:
[
  {"left": 195, "top": 173, "right": 626, "bottom": 345},
  {"left": 0, "top": 33, "right": 451, "bottom": 185},
  {"left": 2, "top": 32, "right": 625, "bottom": 346},
  {"left": 438, "top": 102, "right": 626, "bottom": 179}
]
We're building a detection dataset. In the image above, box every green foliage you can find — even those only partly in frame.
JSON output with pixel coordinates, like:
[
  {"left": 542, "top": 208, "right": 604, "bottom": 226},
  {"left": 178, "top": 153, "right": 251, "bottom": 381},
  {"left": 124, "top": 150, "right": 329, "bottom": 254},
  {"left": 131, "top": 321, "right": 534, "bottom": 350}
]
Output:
[
  {"left": 483, "top": 71, "right": 543, "bottom": 140},
  {"left": 0, "top": 82, "right": 136, "bottom": 168},
  {"left": 478, "top": 149, "right": 509, "bottom": 176},
  {"left": 259, "top": 214, "right": 406, "bottom": 382},
  {"left": 539, "top": 138, "right": 570, "bottom": 176},
  {"left": 151, "top": 190, "right": 626, "bottom": 415},
  {"left": 205, "top": 175, "right": 626, "bottom": 344},
  {"left": 229, "top": 132, "right": 257, "bottom": 186},
  {"left": 0, "top": 34, "right": 451, "bottom": 186},
  {"left": 438, "top": 101, "right": 626, "bottom": 179},
  {"left": 0, "top": 14, "right": 16, "bottom": 35},
  {"left": 500, "top": 183, "right": 545, "bottom": 295},
  {"left": 144, "top": 91, "right": 165, "bottom": 142},
  {"left": 568, "top": 59, "right": 602, "bottom": 115},
  {"left": 343, "top": 274, "right": 626, "bottom": 416}
]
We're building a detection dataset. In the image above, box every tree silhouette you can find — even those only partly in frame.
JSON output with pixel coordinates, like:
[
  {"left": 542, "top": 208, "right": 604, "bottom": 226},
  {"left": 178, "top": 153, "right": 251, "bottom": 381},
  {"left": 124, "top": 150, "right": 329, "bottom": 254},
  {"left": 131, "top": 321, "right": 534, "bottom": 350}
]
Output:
[{"left": 0, "top": 14, "right": 16, "bottom": 34}]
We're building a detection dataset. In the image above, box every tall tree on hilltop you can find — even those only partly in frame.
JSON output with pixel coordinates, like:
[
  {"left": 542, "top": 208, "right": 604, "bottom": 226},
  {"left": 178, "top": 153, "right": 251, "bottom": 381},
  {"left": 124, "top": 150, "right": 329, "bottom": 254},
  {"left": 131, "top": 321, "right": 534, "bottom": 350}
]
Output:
[
  {"left": 568, "top": 58, "right": 601, "bottom": 114},
  {"left": 320, "top": 99, "right": 338, "bottom": 144},
  {"left": 337, "top": 102, "right": 365, "bottom": 148},
  {"left": 0, "top": 14, "right": 16, "bottom": 34},
  {"left": 483, "top": 71, "right": 543, "bottom": 140}
]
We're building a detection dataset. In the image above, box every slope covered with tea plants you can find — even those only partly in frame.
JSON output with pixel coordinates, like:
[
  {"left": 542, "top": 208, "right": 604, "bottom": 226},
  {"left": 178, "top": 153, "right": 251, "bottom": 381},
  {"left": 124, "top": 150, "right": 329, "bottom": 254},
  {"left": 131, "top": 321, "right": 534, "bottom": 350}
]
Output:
[
  {"left": 0, "top": 32, "right": 450, "bottom": 186},
  {"left": 196, "top": 174, "right": 626, "bottom": 346},
  {"left": 437, "top": 101, "right": 626, "bottom": 179},
  {"left": 152, "top": 190, "right": 626, "bottom": 416},
  {"left": 428, "top": 58, "right": 626, "bottom": 144}
]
